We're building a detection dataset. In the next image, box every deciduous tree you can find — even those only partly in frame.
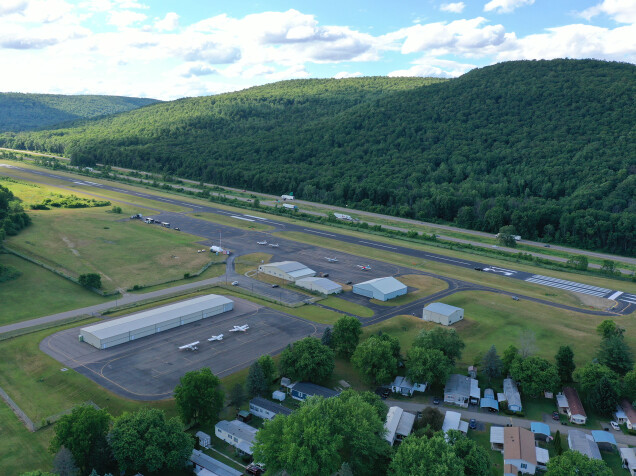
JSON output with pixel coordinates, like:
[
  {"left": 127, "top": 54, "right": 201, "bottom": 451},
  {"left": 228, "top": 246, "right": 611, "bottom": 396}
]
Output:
[
  {"left": 331, "top": 315, "right": 362, "bottom": 359},
  {"left": 555, "top": 345, "right": 575, "bottom": 383},
  {"left": 573, "top": 362, "right": 620, "bottom": 394},
  {"left": 510, "top": 356, "right": 559, "bottom": 397},
  {"left": 279, "top": 337, "right": 335, "bottom": 383},
  {"left": 257, "top": 355, "right": 277, "bottom": 383},
  {"left": 502, "top": 345, "right": 519, "bottom": 375},
  {"left": 406, "top": 347, "right": 452, "bottom": 388},
  {"left": 545, "top": 450, "right": 612, "bottom": 476},
  {"left": 389, "top": 434, "right": 464, "bottom": 476},
  {"left": 351, "top": 335, "right": 398, "bottom": 385},
  {"left": 412, "top": 327, "right": 465, "bottom": 365},
  {"left": 174, "top": 367, "right": 224, "bottom": 426},
  {"left": 588, "top": 376, "right": 619, "bottom": 417},
  {"left": 598, "top": 335, "right": 634, "bottom": 375}
]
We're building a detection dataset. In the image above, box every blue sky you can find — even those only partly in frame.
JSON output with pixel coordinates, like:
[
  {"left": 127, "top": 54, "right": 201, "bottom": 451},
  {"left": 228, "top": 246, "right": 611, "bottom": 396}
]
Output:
[{"left": 0, "top": 0, "right": 634, "bottom": 99}]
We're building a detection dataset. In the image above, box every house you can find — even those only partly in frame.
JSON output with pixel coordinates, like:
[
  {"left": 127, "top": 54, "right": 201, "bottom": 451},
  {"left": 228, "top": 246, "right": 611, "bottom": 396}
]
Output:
[
  {"left": 190, "top": 450, "right": 242, "bottom": 476},
  {"left": 214, "top": 420, "right": 258, "bottom": 455},
  {"left": 468, "top": 366, "right": 477, "bottom": 378},
  {"left": 592, "top": 430, "right": 617, "bottom": 451},
  {"left": 384, "top": 406, "right": 416, "bottom": 446},
  {"left": 295, "top": 277, "right": 342, "bottom": 295},
  {"left": 503, "top": 427, "right": 537, "bottom": 475},
  {"left": 422, "top": 303, "right": 464, "bottom": 326},
  {"left": 620, "top": 447, "right": 636, "bottom": 475},
  {"left": 535, "top": 447, "right": 549, "bottom": 471},
  {"left": 352, "top": 277, "right": 407, "bottom": 301},
  {"left": 444, "top": 374, "right": 480, "bottom": 408},
  {"left": 442, "top": 410, "right": 468, "bottom": 435},
  {"left": 490, "top": 426, "right": 505, "bottom": 451},
  {"left": 249, "top": 397, "right": 292, "bottom": 420},
  {"left": 502, "top": 378, "right": 523, "bottom": 412},
  {"left": 568, "top": 429, "right": 601, "bottom": 460},
  {"left": 195, "top": 431, "right": 211, "bottom": 449},
  {"left": 615, "top": 405, "right": 628, "bottom": 424},
  {"left": 287, "top": 381, "right": 340, "bottom": 401},
  {"left": 390, "top": 376, "right": 426, "bottom": 396},
  {"left": 257, "top": 261, "right": 316, "bottom": 282},
  {"left": 620, "top": 399, "right": 636, "bottom": 430},
  {"left": 556, "top": 392, "right": 569, "bottom": 414},
  {"left": 563, "top": 387, "right": 587, "bottom": 424},
  {"left": 530, "top": 422, "right": 551, "bottom": 442}
]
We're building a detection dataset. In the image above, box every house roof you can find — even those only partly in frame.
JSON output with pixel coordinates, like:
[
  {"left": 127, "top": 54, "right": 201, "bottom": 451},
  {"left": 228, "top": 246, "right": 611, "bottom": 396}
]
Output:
[
  {"left": 480, "top": 397, "right": 499, "bottom": 411},
  {"left": 556, "top": 393, "right": 569, "bottom": 408},
  {"left": 504, "top": 427, "right": 537, "bottom": 465},
  {"left": 396, "top": 411, "right": 416, "bottom": 437},
  {"left": 442, "top": 411, "right": 462, "bottom": 433},
  {"left": 292, "top": 381, "right": 340, "bottom": 398},
  {"left": 295, "top": 277, "right": 342, "bottom": 292},
  {"left": 591, "top": 430, "right": 617, "bottom": 446},
  {"left": 620, "top": 448, "right": 636, "bottom": 470},
  {"left": 215, "top": 420, "right": 258, "bottom": 444},
  {"left": 535, "top": 447, "right": 549, "bottom": 465},
  {"left": 391, "top": 376, "right": 414, "bottom": 390},
  {"left": 563, "top": 387, "right": 586, "bottom": 418},
  {"left": 490, "top": 426, "right": 504, "bottom": 445},
  {"left": 262, "top": 261, "right": 315, "bottom": 277},
  {"left": 621, "top": 399, "right": 636, "bottom": 422},
  {"left": 568, "top": 430, "right": 601, "bottom": 460},
  {"left": 384, "top": 406, "right": 403, "bottom": 443},
  {"left": 503, "top": 379, "right": 522, "bottom": 409},
  {"left": 530, "top": 422, "right": 551, "bottom": 437},
  {"left": 423, "top": 302, "right": 463, "bottom": 316},
  {"left": 190, "top": 450, "right": 242, "bottom": 476},
  {"left": 250, "top": 397, "right": 292, "bottom": 417},
  {"left": 445, "top": 374, "right": 472, "bottom": 399},
  {"left": 615, "top": 406, "right": 627, "bottom": 420},
  {"left": 504, "top": 464, "right": 519, "bottom": 475},
  {"left": 470, "top": 378, "right": 480, "bottom": 399},
  {"left": 355, "top": 276, "right": 406, "bottom": 294}
]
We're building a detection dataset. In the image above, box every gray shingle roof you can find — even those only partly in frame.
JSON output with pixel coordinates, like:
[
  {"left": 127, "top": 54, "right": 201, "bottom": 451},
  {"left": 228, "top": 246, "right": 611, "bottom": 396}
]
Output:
[
  {"left": 250, "top": 397, "right": 292, "bottom": 416},
  {"left": 423, "top": 302, "right": 463, "bottom": 316},
  {"left": 190, "top": 450, "right": 242, "bottom": 476},
  {"left": 292, "top": 382, "right": 340, "bottom": 398}
]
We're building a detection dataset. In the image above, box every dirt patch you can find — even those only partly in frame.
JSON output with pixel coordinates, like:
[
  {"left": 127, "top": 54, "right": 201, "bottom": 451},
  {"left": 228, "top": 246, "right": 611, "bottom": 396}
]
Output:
[
  {"left": 61, "top": 236, "right": 80, "bottom": 256},
  {"left": 574, "top": 293, "right": 613, "bottom": 310}
]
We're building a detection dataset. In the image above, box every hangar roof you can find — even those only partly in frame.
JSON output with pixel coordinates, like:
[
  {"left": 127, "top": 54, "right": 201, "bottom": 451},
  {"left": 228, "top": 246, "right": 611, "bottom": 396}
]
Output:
[
  {"left": 81, "top": 295, "right": 233, "bottom": 340},
  {"left": 355, "top": 276, "right": 406, "bottom": 294},
  {"left": 295, "top": 277, "right": 342, "bottom": 292},
  {"left": 423, "top": 302, "right": 463, "bottom": 316},
  {"left": 262, "top": 261, "right": 315, "bottom": 277}
]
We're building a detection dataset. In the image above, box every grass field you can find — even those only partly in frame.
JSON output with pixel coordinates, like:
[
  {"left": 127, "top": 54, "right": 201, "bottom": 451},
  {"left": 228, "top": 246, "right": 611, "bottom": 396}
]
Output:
[
  {"left": 234, "top": 253, "right": 272, "bottom": 275},
  {"left": 469, "top": 426, "right": 503, "bottom": 476},
  {"left": 321, "top": 296, "right": 374, "bottom": 317},
  {"left": 370, "top": 274, "right": 448, "bottom": 306},
  {"left": 191, "top": 212, "right": 274, "bottom": 232},
  {"left": 0, "top": 254, "right": 112, "bottom": 325}
]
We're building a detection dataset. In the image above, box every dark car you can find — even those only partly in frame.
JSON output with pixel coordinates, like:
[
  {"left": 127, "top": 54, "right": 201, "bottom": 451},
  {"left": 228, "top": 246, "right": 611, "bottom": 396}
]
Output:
[
  {"left": 552, "top": 411, "right": 560, "bottom": 421},
  {"left": 174, "top": 227, "right": 180, "bottom": 231},
  {"left": 433, "top": 397, "right": 441, "bottom": 405},
  {"left": 272, "top": 284, "right": 279, "bottom": 288},
  {"left": 512, "top": 296, "right": 519, "bottom": 301},
  {"left": 544, "top": 244, "right": 551, "bottom": 248},
  {"left": 375, "top": 387, "right": 391, "bottom": 399},
  {"left": 246, "top": 463, "right": 265, "bottom": 475},
  {"left": 345, "top": 281, "right": 352, "bottom": 285},
  {"left": 469, "top": 419, "right": 477, "bottom": 430},
  {"left": 474, "top": 267, "right": 483, "bottom": 271}
]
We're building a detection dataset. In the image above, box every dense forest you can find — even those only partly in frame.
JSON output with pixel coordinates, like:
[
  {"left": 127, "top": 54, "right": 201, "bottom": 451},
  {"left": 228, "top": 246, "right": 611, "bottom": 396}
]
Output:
[
  {"left": 1, "top": 60, "right": 634, "bottom": 255},
  {"left": 0, "top": 93, "right": 158, "bottom": 132}
]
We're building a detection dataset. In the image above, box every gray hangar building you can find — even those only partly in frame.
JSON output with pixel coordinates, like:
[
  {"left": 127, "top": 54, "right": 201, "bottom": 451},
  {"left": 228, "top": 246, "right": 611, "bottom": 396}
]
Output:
[
  {"left": 79, "top": 294, "right": 234, "bottom": 349},
  {"left": 422, "top": 302, "right": 464, "bottom": 326},
  {"left": 352, "top": 276, "right": 407, "bottom": 301}
]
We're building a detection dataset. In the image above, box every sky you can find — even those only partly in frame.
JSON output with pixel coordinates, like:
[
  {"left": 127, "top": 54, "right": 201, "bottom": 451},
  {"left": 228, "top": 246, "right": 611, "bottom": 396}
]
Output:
[{"left": 0, "top": 0, "right": 634, "bottom": 100}]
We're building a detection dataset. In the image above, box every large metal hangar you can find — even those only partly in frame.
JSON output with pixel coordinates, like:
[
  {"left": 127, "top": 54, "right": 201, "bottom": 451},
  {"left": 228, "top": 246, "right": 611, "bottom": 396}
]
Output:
[
  {"left": 295, "top": 277, "right": 342, "bottom": 295},
  {"left": 79, "top": 295, "right": 234, "bottom": 350},
  {"left": 257, "top": 261, "right": 316, "bottom": 282},
  {"left": 353, "top": 277, "right": 407, "bottom": 301}
]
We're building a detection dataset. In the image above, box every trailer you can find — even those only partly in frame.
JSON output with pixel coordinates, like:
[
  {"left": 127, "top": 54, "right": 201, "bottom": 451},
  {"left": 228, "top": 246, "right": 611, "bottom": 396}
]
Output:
[
  {"left": 334, "top": 213, "right": 352, "bottom": 221},
  {"left": 281, "top": 193, "right": 294, "bottom": 200},
  {"left": 161, "top": 222, "right": 170, "bottom": 228},
  {"left": 144, "top": 217, "right": 155, "bottom": 224},
  {"left": 283, "top": 203, "right": 297, "bottom": 210}
]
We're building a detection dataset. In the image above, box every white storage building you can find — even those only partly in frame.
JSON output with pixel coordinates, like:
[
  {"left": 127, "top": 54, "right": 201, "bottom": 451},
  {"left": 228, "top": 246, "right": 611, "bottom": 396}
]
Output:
[
  {"left": 422, "top": 303, "right": 464, "bottom": 326},
  {"left": 295, "top": 277, "right": 342, "bottom": 295},
  {"left": 352, "top": 277, "right": 407, "bottom": 301},
  {"left": 79, "top": 295, "right": 234, "bottom": 350},
  {"left": 258, "top": 261, "right": 316, "bottom": 282}
]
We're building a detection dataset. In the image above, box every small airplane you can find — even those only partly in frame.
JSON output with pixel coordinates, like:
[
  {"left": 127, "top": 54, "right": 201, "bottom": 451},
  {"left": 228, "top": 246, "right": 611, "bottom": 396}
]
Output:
[
  {"left": 325, "top": 257, "right": 339, "bottom": 262},
  {"left": 268, "top": 243, "right": 279, "bottom": 247},
  {"left": 208, "top": 334, "right": 224, "bottom": 342},
  {"left": 257, "top": 240, "right": 268, "bottom": 245},
  {"left": 357, "top": 265, "right": 372, "bottom": 270},
  {"left": 229, "top": 325, "right": 249, "bottom": 332},
  {"left": 178, "top": 341, "right": 200, "bottom": 351}
]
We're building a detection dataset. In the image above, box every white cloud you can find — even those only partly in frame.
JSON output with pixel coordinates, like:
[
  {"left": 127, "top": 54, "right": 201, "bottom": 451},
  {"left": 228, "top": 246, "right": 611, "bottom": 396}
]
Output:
[
  {"left": 333, "top": 71, "right": 363, "bottom": 78},
  {"left": 389, "top": 57, "right": 476, "bottom": 77},
  {"left": 580, "top": 0, "right": 636, "bottom": 23},
  {"left": 0, "top": 0, "right": 28, "bottom": 16},
  {"left": 176, "top": 62, "right": 217, "bottom": 77},
  {"left": 155, "top": 12, "right": 179, "bottom": 31},
  {"left": 440, "top": 2, "right": 466, "bottom": 13},
  {"left": 108, "top": 10, "right": 147, "bottom": 28},
  {"left": 484, "top": 0, "right": 534, "bottom": 14}
]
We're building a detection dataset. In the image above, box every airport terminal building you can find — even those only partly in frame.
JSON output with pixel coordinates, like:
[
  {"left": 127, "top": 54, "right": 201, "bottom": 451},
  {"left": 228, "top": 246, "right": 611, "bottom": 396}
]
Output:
[{"left": 79, "top": 295, "right": 234, "bottom": 350}]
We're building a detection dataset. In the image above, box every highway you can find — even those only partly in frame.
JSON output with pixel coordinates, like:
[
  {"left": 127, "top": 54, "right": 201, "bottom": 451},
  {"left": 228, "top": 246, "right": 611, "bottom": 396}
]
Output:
[{"left": 2, "top": 162, "right": 635, "bottom": 316}]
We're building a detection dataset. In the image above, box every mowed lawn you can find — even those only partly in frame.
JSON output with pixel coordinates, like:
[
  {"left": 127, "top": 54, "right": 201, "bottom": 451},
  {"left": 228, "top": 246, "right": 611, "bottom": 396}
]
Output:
[
  {"left": 5, "top": 207, "right": 214, "bottom": 292},
  {"left": 371, "top": 274, "right": 448, "bottom": 306},
  {"left": 0, "top": 254, "right": 111, "bottom": 325}
]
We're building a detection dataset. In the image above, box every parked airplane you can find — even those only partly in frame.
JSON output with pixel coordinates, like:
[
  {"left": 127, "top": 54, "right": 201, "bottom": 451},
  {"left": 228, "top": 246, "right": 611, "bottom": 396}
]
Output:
[
  {"left": 229, "top": 325, "right": 249, "bottom": 332},
  {"left": 325, "top": 257, "right": 339, "bottom": 262},
  {"left": 257, "top": 240, "right": 268, "bottom": 245},
  {"left": 268, "top": 243, "right": 279, "bottom": 247},
  {"left": 178, "top": 341, "right": 200, "bottom": 351},
  {"left": 208, "top": 334, "right": 224, "bottom": 342},
  {"left": 357, "top": 265, "right": 372, "bottom": 270}
]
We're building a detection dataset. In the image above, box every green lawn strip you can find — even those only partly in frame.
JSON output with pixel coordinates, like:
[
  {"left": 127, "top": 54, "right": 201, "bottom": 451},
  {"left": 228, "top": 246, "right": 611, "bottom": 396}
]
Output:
[
  {"left": 522, "top": 397, "right": 558, "bottom": 421},
  {"left": 5, "top": 207, "right": 214, "bottom": 293},
  {"left": 234, "top": 253, "right": 272, "bottom": 276},
  {"left": 369, "top": 275, "right": 448, "bottom": 307},
  {"left": 361, "top": 315, "right": 431, "bottom": 355},
  {"left": 602, "top": 450, "right": 630, "bottom": 475},
  {"left": 328, "top": 357, "right": 374, "bottom": 392},
  {"left": 128, "top": 262, "right": 226, "bottom": 294},
  {"left": 102, "top": 291, "right": 214, "bottom": 318},
  {"left": 0, "top": 254, "right": 111, "bottom": 326},
  {"left": 0, "top": 404, "right": 55, "bottom": 476},
  {"left": 320, "top": 297, "right": 374, "bottom": 317},
  {"left": 468, "top": 425, "right": 503, "bottom": 476},
  {"left": 190, "top": 212, "right": 274, "bottom": 232}
]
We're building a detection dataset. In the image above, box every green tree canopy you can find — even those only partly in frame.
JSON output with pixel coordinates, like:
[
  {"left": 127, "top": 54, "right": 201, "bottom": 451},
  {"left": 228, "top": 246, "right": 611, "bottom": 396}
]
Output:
[
  {"left": 389, "top": 434, "right": 464, "bottom": 476},
  {"left": 412, "top": 327, "right": 465, "bottom": 365},
  {"left": 588, "top": 376, "right": 620, "bottom": 417},
  {"left": 257, "top": 355, "right": 277, "bottom": 383},
  {"left": 482, "top": 345, "right": 503, "bottom": 382},
  {"left": 321, "top": 327, "right": 332, "bottom": 347},
  {"left": 502, "top": 345, "right": 519, "bottom": 375},
  {"left": 598, "top": 335, "right": 634, "bottom": 375},
  {"left": 246, "top": 361, "right": 268, "bottom": 397},
  {"left": 173, "top": 367, "right": 224, "bottom": 426},
  {"left": 622, "top": 369, "right": 636, "bottom": 401},
  {"left": 229, "top": 383, "right": 245, "bottom": 409},
  {"left": 109, "top": 408, "right": 194, "bottom": 475},
  {"left": 573, "top": 362, "right": 620, "bottom": 394},
  {"left": 510, "top": 356, "right": 560, "bottom": 397},
  {"left": 447, "top": 431, "right": 491, "bottom": 476},
  {"left": 555, "top": 345, "right": 576, "bottom": 383},
  {"left": 545, "top": 450, "right": 612, "bottom": 476},
  {"left": 406, "top": 347, "right": 452, "bottom": 388},
  {"left": 597, "top": 320, "right": 624, "bottom": 339},
  {"left": 497, "top": 225, "right": 518, "bottom": 247},
  {"left": 351, "top": 335, "right": 398, "bottom": 385},
  {"left": 331, "top": 315, "right": 362, "bottom": 359},
  {"left": 279, "top": 337, "right": 335, "bottom": 383}
]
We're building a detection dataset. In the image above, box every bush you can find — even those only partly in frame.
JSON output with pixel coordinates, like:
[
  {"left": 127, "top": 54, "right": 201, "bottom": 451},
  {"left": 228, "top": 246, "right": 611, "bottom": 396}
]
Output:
[{"left": 78, "top": 273, "right": 102, "bottom": 289}]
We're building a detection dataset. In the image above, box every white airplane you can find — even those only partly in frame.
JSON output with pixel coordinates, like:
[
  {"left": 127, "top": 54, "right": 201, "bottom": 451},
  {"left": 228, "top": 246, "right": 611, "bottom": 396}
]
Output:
[
  {"left": 208, "top": 334, "right": 224, "bottom": 342},
  {"left": 229, "top": 325, "right": 249, "bottom": 332},
  {"left": 257, "top": 240, "right": 268, "bottom": 245},
  {"left": 325, "top": 257, "right": 339, "bottom": 262},
  {"left": 178, "top": 341, "right": 200, "bottom": 351},
  {"left": 357, "top": 265, "right": 372, "bottom": 270},
  {"left": 268, "top": 243, "right": 279, "bottom": 247}
]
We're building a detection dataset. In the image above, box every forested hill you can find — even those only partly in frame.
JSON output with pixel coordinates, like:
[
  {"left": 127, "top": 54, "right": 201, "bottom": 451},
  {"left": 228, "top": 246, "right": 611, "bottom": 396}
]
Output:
[
  {"left": 1, "top": 60, "right": 635, "bottom": 255},
  {"left": 0, "top": 93, "right": 159, "bottom": 132}
]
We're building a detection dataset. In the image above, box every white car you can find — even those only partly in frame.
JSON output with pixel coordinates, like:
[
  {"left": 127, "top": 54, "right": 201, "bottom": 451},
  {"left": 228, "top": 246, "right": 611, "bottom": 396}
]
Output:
[
  {"left": 231, "top": 281, "right": 239, "bottom": 286},
  {"left": 611, "top": 421, "right": 620, "bottom": 431}
]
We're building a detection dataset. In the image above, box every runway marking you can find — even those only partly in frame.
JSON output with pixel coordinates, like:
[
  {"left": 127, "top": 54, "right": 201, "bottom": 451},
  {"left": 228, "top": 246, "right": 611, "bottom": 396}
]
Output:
[
  {"left": 608, "top": 291, "right": 623, "bottom": 300},
  {"left": 525, "top": 275, "right": 612, "bottom": 297},
  {"left": 231, "top": 216, "right": 254, "bottom": 222},
  {"left": 244, "top": 215, "right": 267, "bottom": 220},
  {"left": 424, "top": 254, "right": 471, "bottom": 265},
  {"left": 359, "top": 240, "right": 397, "bottom": 250},
  {"left": 304, "top": 229, "right": 336, "bottom": 237}
]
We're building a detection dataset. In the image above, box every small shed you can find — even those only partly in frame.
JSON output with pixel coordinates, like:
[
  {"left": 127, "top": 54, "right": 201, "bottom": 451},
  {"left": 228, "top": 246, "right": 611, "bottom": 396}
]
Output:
[
  {"left": 280, "top": 377, "right": 292, "bottom": 388},
  {"left": 531, "top": 422, "right": 551, "bottom": 441},
  {"left": 353, "top": 277, "right": 407, "bottom": 301},
  {"left": 490, "top": 426, "right": 504, "bottom": 451},
  {"left": 237, "top": 410, "right": 252, "bottom": 423},
  {"left": 195, "top": 431, "right": 211, "bottom": 449},
  {"left": 422, "top": 303, "right": 464, "bottom": 326},
  {"left": 468, "top": 366, "right": 477, "bottom": 379},
  {"left": 272, "top": 390, "right": 286, "bottom": 402}
]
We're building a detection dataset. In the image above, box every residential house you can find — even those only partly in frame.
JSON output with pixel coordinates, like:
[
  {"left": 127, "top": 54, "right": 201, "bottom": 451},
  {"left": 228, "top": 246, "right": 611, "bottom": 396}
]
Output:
[
  {"left": 444, "top": 374, "right": 480, "bottom": 408},
  {"left": 620, "top": 447, "right": 636, "bottom": 475},
  {"left": 556, "top": 392, "right": 569, "bottom": 414},
  {"left": 249, "top": 397, "right": 292, "bottom": 420},
  {"left": 190, "top": 450, "right": 242, "bottom": 476},
  {"left": 442, "top": 410, "right": 468, "bottom": 436},
  {"left": 503, "top": 378, "right": 523, "bottom": 412},
  {"left": 390, "top": 376, "right": 426, "bottom": 396},
  {"left": 563, "top": 387, "right": 587, "bottom": 424},
  {"left": 568, "top": 429, "right": 601, "bottom": 460},
  {"left": 615, "top": 405, "right": 628, "bottom": 425},
  {"left": 503, "top": 427, "right": 537, "bottom": 475},
  {"left": 620, "top": 399, "right": 636, "bottom": 430},
  {"left": 214, "top": 420, "right": 258, "bottom": 456},
  {"left": 384, "top": 406, "right": 416, "bottom": 446},
  {"left": 490, "top": 426, "right": 504, "bottom": 452},
  {"left": 287, "top": 381, "right": 340, "bottom": 401}
]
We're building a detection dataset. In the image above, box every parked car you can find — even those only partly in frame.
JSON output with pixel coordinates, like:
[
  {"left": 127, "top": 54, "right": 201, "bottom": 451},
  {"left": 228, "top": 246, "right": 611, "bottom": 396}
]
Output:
[
  {"left": 552, "top": 411, "right": 560, "bottom": 421},
  {"left": 375, "top": 387, "right": 391, "bottom": 399},
  {"left": 512, "top": 296, "right": 519, "bottom": 301},
  {"left": 174, "top": 227, "right": 180, "bottom": 231},
  {"left": 246, "top": 463, "right": 265, "bottom": 475},
  {"left": 272, "top": 284, "right": 279, "bottom": 288},
  {"left": 611, "top": 421, "right": 620, "bottom": 431},
  {"left": 469, "top": 419, "right": 477, "bottom": 430},
  {"left": 433, "top": 397, "right": 441, "bottom": 405},
  {"left": 345, "top": 281, "right": 352, "bottom": 285},
  {"left": 544, "top": 244, "right": 551, "bottom": 248},
  {"left": 231, "top": 281, "right": 239, "bottom": 286},
  {"left": 474, "top": 267, "right": 483, "bottom": 271}
]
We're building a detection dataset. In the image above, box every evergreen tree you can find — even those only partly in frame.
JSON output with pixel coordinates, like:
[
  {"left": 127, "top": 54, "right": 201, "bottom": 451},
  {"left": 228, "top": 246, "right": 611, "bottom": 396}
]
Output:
[
  {"left": 482, "top": 345, "right": 503, "bottom": 382},
  {"left": 246, "top": 362, "right": 268, "bottom": 397},
  {"left": 321, "top": 327, "right": 332, "bottom": 347},
  {"left": 553, "top": 430, "right": 563, "bottom": 455},
  {"left": 229, "top": 383, "right": 245, "bottom": 408},
  {"left": 52, "top": 447, "right": 79, "bottom": 476},
  {"left": 588, "top": 376, "right": 619, "bottom": 417},
  {"left": 598, "top": 335, "right": 634, "bottom": 375},
  {"left": 555, "top": 346, "right": 575, "bottom": 383}
]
